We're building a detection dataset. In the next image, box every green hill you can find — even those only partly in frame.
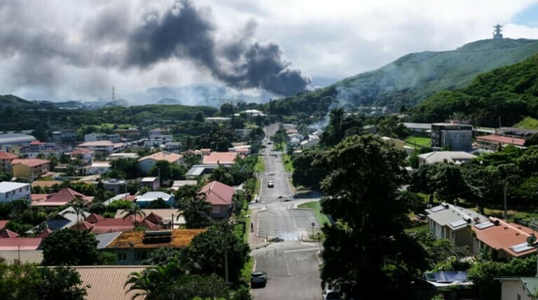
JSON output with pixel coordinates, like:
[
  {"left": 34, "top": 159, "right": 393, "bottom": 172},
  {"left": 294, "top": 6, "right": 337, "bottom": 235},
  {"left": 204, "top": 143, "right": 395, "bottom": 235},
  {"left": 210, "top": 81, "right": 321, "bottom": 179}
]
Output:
[
  {"left": 269, "top": 38, "right": 538, "bottom": 115},
  {"left": 411, "top": 53, "right": 538, "bottom": 127},
  {"left": 0, "top": 94, "right": 35, "bottom": 109}
]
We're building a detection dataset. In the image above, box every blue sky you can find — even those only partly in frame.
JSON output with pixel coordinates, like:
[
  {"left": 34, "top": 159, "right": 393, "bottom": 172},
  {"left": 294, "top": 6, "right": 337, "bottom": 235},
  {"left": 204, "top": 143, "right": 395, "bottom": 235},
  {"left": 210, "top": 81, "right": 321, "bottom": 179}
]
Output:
[{"left": 513, "top": 3, "right": 538, "bottom": 27}]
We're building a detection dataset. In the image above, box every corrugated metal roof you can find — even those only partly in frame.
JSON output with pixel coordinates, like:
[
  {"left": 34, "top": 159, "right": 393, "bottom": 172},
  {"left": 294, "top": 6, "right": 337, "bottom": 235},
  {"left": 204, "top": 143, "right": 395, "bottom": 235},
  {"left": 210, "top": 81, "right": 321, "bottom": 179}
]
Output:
[
  {"left": 74, "top": 266, "right": 148, "bottom": 300},
  {"left": 96, "top": 232, "right": 122, "bottom": 249}
]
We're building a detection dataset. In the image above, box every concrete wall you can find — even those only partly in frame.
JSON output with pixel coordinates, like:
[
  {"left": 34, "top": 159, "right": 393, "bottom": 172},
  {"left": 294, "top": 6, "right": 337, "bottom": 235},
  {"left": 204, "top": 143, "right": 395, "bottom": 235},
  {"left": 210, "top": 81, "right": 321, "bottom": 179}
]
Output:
[
  {"left": 501, "top": 280, "right": 532, "bottom": 300},
  {"left": 0, "top": 250, "right": 43, "bottom": 264},
  {"left": 138, "top": 159, "right": 156, "bottom": 175},
  {"left": 0, "top": 184, "right": 31, "bottom": 202}
]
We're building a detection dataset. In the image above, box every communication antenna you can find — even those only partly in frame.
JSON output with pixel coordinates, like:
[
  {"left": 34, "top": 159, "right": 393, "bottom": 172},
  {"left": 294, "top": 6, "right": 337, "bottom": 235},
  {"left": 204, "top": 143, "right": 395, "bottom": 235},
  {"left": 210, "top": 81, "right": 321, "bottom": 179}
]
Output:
[{"left": 112, "top": 86, "right": 115, "bottom": 102}]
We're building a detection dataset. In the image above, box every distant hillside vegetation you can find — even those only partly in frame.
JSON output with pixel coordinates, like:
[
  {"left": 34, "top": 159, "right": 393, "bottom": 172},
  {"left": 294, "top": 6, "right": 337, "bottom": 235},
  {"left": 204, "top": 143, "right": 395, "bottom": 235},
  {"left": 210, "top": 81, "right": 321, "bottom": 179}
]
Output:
[
  {"left": 411, "top": 53, "right": 538, "bottom": 127},
  {"left": 268, "top": 38, "right": 538, "bottom": 116}
]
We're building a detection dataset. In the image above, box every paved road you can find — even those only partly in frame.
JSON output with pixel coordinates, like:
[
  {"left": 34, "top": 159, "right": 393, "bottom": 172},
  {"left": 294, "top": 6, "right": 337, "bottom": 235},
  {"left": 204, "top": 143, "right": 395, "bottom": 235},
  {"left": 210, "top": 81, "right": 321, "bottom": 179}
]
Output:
[{"left": 251, "top": 124, "right": 322, "bottom": 300}]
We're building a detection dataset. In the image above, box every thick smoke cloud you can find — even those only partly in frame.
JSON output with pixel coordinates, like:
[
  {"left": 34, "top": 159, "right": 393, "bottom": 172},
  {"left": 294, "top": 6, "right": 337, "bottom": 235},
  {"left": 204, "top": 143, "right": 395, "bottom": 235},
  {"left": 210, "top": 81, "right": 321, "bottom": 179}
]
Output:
[
  {"left": 0, "top": 0, "right": 310, "bottom": 97},
  {"left": 123, "top": 0, "right": 310, "bottom": 95}
]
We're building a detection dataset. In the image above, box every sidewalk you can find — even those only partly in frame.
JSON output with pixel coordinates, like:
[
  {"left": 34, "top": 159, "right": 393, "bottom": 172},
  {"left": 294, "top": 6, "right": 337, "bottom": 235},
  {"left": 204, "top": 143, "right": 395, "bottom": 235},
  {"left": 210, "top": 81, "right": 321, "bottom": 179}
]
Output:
[{"left": 248, "top": 207, "right": 270, "bottom": 250}]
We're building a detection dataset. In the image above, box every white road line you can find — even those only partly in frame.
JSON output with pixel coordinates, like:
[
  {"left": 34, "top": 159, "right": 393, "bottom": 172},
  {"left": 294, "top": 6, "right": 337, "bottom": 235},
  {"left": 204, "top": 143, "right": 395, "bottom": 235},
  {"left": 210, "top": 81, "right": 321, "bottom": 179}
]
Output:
[
  {"left": 284, "top": 248, "right": 319, "bottom": 253},
  {"left": 252, "top": 258, "right": 257, "bottom": 272},
  {"left": 285, "top": 258, "right": 291, "bottom": 276}
]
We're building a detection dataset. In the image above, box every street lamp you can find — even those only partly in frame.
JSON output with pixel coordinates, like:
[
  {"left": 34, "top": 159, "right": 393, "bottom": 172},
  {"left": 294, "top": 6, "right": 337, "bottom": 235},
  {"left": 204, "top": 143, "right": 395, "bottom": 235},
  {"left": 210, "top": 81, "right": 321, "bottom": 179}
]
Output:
[{"left": 317, "top": 232, "right": 321, "bottom": 250}]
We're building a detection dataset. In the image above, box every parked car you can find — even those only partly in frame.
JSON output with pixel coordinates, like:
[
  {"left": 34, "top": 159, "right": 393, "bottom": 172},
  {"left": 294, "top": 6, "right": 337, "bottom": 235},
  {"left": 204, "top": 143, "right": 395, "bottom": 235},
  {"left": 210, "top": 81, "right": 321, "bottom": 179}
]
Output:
[
  {"left": 322, "top": 289, "right": 342, "bottom": 300},
  {"left": 267, "top": 181, "right": 274, "bottom": 188},
  {"left": 251, "top": 271, "right": 267, "bottom": 288}
]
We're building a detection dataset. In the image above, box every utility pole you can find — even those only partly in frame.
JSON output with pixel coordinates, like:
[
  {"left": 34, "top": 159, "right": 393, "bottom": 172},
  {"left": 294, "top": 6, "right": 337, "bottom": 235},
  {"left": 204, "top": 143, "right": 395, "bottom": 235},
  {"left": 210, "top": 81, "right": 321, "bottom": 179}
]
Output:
[{"left": 504, "top": 181, "right": 508, "bottom": 220}]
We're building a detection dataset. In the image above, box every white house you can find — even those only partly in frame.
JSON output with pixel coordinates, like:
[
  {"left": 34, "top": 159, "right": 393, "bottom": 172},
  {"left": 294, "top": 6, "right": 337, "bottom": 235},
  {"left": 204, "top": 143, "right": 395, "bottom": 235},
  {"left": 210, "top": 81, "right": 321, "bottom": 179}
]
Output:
[
  {"left": 85, "top": 161, "right": 111, "bottom": 175},
  {"left": 138, "top": 152, "right": 184, "bottom": 174},
  {"left": 300, "top": 135, "right": 320, "bottom": 148},
  {"left": 0, "top": 182, "right": 31, "bottom": 203},
  {"left": 141, "top": 177, "right": 160, "bottom": 191},
  {"left": 497, "top": 277, "right": 538, "bottom": 300},
  {"left": 418, "top": 151, "right": 477, "bottom": 166},
  {"left": 425, "top": 203, "right": 487, "bottom": 248},
  {"left": 136, "top": 192, "right": 174, "bottom": 208}
]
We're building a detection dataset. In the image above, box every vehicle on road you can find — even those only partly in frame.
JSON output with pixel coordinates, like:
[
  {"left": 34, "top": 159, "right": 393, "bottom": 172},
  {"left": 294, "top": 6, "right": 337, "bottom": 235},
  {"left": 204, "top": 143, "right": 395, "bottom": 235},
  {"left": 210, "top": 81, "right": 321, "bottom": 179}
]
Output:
[
  {"left": 283, "top": 197, "right": 292, "bottom": 202},
  {"left": 277, "top": 195, "right": 283, "bottom": 199},
  {"left": 267, "top": 141, "right": 272, "bottom": 145},
  {"left": 269, "top": 236, "right": 284, "bottom": 242},
  {"left": 251, "top": 271, "right": 267, "bottom": 288},
  {"left": 267, "top": 181, "right": 274, "bottom": 188},
  {"left": 322, "top": 289, "right": 342, "bottom": 300}
]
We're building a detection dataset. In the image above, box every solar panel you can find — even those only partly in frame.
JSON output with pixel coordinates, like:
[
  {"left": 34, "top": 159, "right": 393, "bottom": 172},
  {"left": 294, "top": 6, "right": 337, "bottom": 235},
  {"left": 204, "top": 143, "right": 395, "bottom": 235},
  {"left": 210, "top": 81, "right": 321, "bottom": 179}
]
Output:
[
  {"left": 511, "top": 242, "right": 535, "bottom": 253},
  {"left": 475, "top": 221, "right": 494, "bottom": 230},
  {"left": 429, "top": 206, "right": 445, "bottom": 213},
  {"left": 450, "top": 219, "right": 468, "bottom": 229}
]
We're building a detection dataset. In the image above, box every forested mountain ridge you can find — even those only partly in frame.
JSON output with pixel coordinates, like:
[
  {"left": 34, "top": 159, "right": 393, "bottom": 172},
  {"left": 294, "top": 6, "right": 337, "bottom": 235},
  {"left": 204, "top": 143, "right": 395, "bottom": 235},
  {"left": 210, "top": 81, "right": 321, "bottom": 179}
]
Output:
[
  {"left": 411, "top": 52, "right": 538, "bottom": 127},
  {"left": 268, "top": 38, "right": 538, "bottom": 116}
]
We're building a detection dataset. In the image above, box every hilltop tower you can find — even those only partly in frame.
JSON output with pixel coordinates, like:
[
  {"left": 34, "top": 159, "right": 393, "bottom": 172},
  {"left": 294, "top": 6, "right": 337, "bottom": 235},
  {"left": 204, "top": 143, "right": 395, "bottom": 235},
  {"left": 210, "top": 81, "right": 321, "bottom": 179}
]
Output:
[{"left": 493, "top": 24, "right": 503, "bottom": 39}]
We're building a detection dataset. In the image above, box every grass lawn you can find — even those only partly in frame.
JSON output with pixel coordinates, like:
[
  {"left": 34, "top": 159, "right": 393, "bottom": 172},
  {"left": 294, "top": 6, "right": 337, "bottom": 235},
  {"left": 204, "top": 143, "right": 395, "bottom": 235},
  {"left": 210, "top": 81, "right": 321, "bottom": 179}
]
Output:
[
  {"left": 515, "top": 117, "right": 538, "bottom": 130},
  {"left": 298, "top": 201, "right": 330, "bottom": 226},
  {"left": 282, "top": 153, "right": 294, "bottom": 172},
  {"left": 405, "top": 136, "right": 431, "bottom": 147},
  {"left": 255, "top": 156, "right": 265, "bottom": 173}
]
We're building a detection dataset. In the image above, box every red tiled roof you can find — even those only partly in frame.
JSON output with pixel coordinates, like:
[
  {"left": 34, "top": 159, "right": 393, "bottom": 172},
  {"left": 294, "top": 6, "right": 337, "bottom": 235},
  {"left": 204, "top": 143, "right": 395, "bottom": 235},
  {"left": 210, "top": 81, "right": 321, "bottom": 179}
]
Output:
[
  {"left": 200, "top": 181, "right": 234, "bottom": 206},
  {"left": 0, "top": 238, "right": 42, "bottom": 250},
  {"left": 0, "top": 220, "right": 9, "bottom": 230},
  {"left": 473, "top": 217, "right": 536, "bottom": 257},
  {"left": 139, "top": 219, "right": 159, "bottom": 230},
  {"left": 37, "top": 228, "right": 53, "bottom": 238},
  {"left": 144, "top": 212, "right": 163, "bottom": 224},
  {"left": 11, "top": 158, "right": 49, "bottom": 168},
  {"left": 477, "top": 135, "right": 526, "bottom": 147},
  {"left": 33, "top": 188, "right": 92, "bottom": 206},
  {"left": 31, "top": 194, "right": 50, "bottom": 202},
  {"left": 85, "top": 213, "right": 105, "bottom": 224},
  {"left": 0, "top": 151, "right": 17, "bottom": 159},
  {"left": 30, "top": 141, "right": 44, "bottom": 145},
  {"left": 0, "top": 228, "right": 20, "bottom": 238},
  {"left": 138, "top": 152, "right": 183, "bottom": 163},
  {"left": 202, "top": 152, "right": 238, "bottom": 165}
]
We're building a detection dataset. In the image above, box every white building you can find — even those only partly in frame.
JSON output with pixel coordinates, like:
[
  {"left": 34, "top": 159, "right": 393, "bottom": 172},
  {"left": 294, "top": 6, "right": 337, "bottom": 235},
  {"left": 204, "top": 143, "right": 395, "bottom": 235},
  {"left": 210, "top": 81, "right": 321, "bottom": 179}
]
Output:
[
  {"left": 418, "top": 151, "right": 477, "bottom": 166},
  {"left": 138, "top": 152, "right": 184, "bottom": 174},
  {"left": 300, "top": 135, "right": 320, "bottom": 148},
  {"left": 136, "top": 192, "right": 174, "bottom": 208},
  {"left": 85, "top": 133, "right": 121, "bottom": 143},
  {"left": 0, "top": 182, "right": 31, "bottom": 203},
  {"left": 85, "top": 161, "right": 111, "bottom": 175},
  {"left": 107, "top": 153, "right": 140, "bottom": 161}
]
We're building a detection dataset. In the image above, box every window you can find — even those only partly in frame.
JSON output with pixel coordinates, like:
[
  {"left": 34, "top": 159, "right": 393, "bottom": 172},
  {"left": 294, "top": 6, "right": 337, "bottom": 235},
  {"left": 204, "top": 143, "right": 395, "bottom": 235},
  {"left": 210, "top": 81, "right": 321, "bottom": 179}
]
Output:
[
  {"left": 135, "top": 251, "right": 147, "bottom": 261},
  {"left": 117, "top": 252, "right": 127, "bottom": 261}
]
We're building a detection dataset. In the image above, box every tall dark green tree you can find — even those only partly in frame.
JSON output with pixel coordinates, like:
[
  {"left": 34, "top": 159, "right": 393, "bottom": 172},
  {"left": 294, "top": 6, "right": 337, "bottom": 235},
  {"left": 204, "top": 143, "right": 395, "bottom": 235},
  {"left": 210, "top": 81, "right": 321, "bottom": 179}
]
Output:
[
  {"left": 42, "top": 230, "right": 100, "bottom": 265},
  {"left": 319, "top": 134, "right": 427, "bottom": 299}
]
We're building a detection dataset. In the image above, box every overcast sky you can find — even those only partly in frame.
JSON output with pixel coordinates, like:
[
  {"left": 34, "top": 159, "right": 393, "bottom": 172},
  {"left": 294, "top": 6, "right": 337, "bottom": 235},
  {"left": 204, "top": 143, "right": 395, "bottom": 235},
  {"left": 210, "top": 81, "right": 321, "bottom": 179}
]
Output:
[{"left": 1, "top": 0, "right": 538, "bottom": 102}]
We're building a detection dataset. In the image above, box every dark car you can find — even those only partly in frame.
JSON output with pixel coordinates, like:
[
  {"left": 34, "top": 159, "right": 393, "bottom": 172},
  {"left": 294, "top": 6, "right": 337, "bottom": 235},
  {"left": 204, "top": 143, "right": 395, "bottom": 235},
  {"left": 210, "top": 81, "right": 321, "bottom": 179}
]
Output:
[{"left": 251, "top": 271, "right": 267, "bottom": 288}]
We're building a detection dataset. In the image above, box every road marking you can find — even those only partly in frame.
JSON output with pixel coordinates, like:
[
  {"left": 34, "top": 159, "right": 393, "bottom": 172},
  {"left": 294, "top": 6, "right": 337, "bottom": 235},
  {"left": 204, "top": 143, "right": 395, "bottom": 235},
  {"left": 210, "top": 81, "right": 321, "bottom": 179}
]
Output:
[
  {"left": 252, "top": 258, "right": 257, "bottom": 272},
  {"left": 285, "top": 258, "right": 291, "bottom": 276},
  {"left": 284, "top": 248, "right": 319, "bottom": 253},
  {"left": 301, "top": 242, "right": 316, "bottom": 246}
]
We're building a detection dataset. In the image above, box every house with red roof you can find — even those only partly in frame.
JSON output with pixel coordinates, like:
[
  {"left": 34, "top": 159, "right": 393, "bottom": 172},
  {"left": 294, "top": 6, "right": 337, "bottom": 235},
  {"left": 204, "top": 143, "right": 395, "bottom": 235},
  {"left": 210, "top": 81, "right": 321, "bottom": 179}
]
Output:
[
  {"left": 0, "top": 228, "right": 48, "bottom": 264},
  {"left": 472, "top": 217, "right": 538, "bottom": 260},
  {"left": 0, "top": 220, "right": 9, "bottom": 230},
  {"left": 0, "top": 151, "right": 17, "bottom": 173},
  {"left": 200, "top": 181, "right": 235, "bottom": 218},
  {"left": 73, "top": 214, "right": 161, "bottom": 234},
  {"left": 11, "top": 158, "right": 49, "bottom": 181},
  {"left": 32, "top": 188, "right": 93, "bottom": 207},
  {"left": 202, "top": 152, "right": 238, "bottom": 166}
]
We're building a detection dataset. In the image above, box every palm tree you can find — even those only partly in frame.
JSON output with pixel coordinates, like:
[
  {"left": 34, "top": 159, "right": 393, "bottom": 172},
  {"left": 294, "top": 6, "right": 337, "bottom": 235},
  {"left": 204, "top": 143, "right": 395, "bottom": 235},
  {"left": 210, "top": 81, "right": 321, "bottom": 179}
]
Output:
[
  {"left": 63, "top": 196, "right": 87, "bottom": 230},
  {"left": 122, "top": 204, "right": 146, "bottom": 228},
  {"left": 125, "top": 263, "right": 182, "bottom": 300},
  {"left": 178, "top": 192, "right": 212, "bottom": 229}
]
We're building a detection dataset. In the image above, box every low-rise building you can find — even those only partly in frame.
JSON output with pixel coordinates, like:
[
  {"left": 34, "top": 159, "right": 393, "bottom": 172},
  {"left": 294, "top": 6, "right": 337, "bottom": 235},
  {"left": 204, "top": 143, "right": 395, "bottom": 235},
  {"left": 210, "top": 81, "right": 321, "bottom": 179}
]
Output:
[
  {"left": 102, "top": 178, "right": 127, "bottom": 194},
  {"left": 382, "top": 137, "right": 405, "bottom": 150},
  {"left": 11, "top": 158, "right": 49, "bottom": 181},
  {"left": 0, "top": 182, "right": 31, "bottom": 203},
  {"left": 70, "top": 148, "right": 94, "bottom": 165},
  {"left": 0, "top": 151, "right": 17, "bottom": 173},
  {"left": 425, "top": 203, "right": 487, "bottom": 249},
  {"left": 32, "top": 188, "right": 93, "bottom": 207},
  {"left": 476, "top": 135, "right": 526, "bottom": 150},
  {"left": 84, "top": 161, "right": 111, "bottom": 175},
  {"left": 202, "top": 152, "right": 238, "bottom": 165},
  {"left": 417, "top": 151, "right": 476, "bottom": 166},
  {"left": 496, "top": 277, "right": 538, "bottom": 300},
  {"left": 115, "top": 209, "right": 186, "bottom": 228},
  {"left": 205, "top": 117, "right": 231, "bottom": 123},
  {"left": 185, "top": 164, "right": 219, "bottom": 178},
  {"left": 138, "top": 152, "right": 184, "bottom": 174},
  {"left": 136, "top": 192, "right": 174, "bottom": 208},
  {"left": 171, "top": 180, "right": 198, "bottom": 191},
  {"left": 74, "top": 266, "right": 147, "bottom": 300},
  {"left": 140, "top": 177, "right": 160, "bottom": 191},
  {"left": 85, "top": 133, "right": 121, "bottom": 143},
  {"left": 52, "top": 129, "right": 76, "bottom": 143},
  {"left": 431, "top": 122, "right": 473, "bottom": 150},
  {"left": 78, "top": 141, "right": 116, "bottom": 153},
  {"left": 164, "top": 142, "right": 181, "bottom": 153},
  {"left": 472, "top": 218, "right": 537, "bottom": 260},
  {"left": 200, "top": 181, "right": 234, "bottom": 219},
  {"left": 107, "top": 153, "right": 140, "bottom": 161},
  {"left": 105, "top": 229, "right": 204, "bottom": 264},
  {"left": 300, "top": 135, "right": 320, "bottom": 148}
]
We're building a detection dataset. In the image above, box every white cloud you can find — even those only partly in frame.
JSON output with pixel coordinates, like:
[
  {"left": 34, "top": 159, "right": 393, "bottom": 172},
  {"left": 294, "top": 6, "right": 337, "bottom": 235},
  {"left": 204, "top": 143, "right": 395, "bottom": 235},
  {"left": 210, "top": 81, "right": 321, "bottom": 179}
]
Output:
[{"left": 1, "top": 0, "right": 538, "bottom": 101}]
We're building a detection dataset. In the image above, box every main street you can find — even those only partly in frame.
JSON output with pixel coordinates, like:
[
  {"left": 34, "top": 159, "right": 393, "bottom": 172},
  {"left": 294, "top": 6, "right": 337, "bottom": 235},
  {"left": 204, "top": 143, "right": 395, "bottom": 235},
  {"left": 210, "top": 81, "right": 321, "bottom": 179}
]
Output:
[{"left": 250, "top": 124, "right": 322, "bottom": 300}]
